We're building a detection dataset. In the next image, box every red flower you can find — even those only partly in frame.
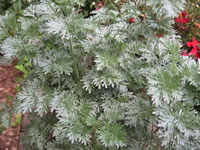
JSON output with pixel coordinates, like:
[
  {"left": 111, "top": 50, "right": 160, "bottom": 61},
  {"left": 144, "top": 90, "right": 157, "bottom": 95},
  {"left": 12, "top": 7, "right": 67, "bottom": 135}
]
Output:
[
  {"left": 155, "top": 34, "right": 163, "bottom": 38},
  {"left": 181, "top": 12, "right": 187, "bottom": 17},
  {"left": 181, "top": 50, "right": 188, "bottom": 56},
  {"left": 187, "top": 38, "right": 199, "bottom": 48},
  {"left": 188, "top": 48, "right": 200, "bottom": 58},
  {"left": 96, "top": 1, "right": 105, "bottom": 10},
  {"left": 183, "top": 38, "right": 200, "bottom": 59},
  {"left": 175, "top": 12, "right": 190, "bottom": 24},
  {"left": 129, "top": 18, "right": 135, "bottom": 23},
  {"left": 175, "top": 18, "right": 189, "bottom": 24}
]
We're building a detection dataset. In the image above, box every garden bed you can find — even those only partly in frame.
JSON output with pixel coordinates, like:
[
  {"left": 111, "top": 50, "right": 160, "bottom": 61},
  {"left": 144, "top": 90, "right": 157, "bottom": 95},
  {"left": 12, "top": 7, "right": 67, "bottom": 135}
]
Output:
[
  {"left": 0, "top": 0, "right": 199, "bottom": 149},
  {"left": 0, "top": 60, "right": 23, "bottom": 150}
]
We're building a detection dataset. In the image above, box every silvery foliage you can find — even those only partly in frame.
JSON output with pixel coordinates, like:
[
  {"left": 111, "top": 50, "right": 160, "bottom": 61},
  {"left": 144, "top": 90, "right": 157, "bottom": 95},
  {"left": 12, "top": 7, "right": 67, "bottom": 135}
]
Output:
[{"left": 1, "top": 0, "right": 200, "bottom": 150}]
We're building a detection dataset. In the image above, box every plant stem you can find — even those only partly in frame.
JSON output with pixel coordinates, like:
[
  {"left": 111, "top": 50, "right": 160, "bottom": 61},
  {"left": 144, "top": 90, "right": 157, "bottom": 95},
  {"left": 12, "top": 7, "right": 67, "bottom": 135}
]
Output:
[{"left": 69, "top": 38, "right": 80, "bottom": 82}]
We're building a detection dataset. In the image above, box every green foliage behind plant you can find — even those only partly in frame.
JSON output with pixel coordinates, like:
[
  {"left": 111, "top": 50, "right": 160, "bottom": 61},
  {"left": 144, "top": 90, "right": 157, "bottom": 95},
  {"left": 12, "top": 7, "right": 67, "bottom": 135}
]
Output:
[
  {"left": 0, "top": 0, "right": 12, "bottom": 14},
  {"left": 16, "top": 56, "right": 32, "bottom": 78},
  {"left": 174, "top": 0, "right": 200, "bottom": 48}
]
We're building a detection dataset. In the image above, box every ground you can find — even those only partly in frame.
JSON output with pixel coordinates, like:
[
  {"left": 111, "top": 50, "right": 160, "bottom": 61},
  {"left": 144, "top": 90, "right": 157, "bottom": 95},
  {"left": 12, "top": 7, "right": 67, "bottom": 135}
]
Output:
[{"left": 0, "top": 60, "right": 24, "bottom": 150}]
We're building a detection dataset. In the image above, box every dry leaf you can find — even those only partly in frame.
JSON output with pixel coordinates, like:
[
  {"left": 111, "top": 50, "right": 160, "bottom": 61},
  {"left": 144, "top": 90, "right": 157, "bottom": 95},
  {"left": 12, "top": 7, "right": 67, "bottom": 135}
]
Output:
[{"left": 194, "top": 22, "right": 200, "bottom": 29}]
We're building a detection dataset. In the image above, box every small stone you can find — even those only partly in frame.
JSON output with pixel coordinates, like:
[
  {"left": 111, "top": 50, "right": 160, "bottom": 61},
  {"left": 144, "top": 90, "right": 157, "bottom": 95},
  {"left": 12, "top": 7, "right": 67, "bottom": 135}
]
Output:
[
  {"left": 5, "top": 141, "right": 11, "bottom": 146},
  {"left": 16, "top": 136, "right": 19, "bottom": 140},
  {"left": 2, "top": 130, "right": 7, "bottom": 135},
  {"left": 11, "top": 147, "right": 18, "bottom": 150},
  {"left": 8, "top": 131, "right": 15, "bottom": 137}
]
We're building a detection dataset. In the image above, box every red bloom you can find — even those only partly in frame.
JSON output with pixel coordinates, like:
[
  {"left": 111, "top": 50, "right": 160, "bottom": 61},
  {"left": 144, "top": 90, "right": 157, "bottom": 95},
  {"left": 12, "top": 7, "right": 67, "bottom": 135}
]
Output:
[
  {"left": 175, "top": 12, "right": 190, "bottom": 24},
  {"left": 129, "top": 18, "right": 135, "bottom": 23},
  {"left": 155, "top": 34, "right": 163, "bottom": 38},
  {"left": 175, "top": 18, "right": 189, "bottom": 24},
  {"left": 96, "top": 1, "right": 105, "bottom": 10},
  {"left": 182, "top": 12, "right": 187, "bottom": 17},
  {"left": 184, "top": 38, "right": 200, "bottom": 59},
  {"left": 187, "top": 38, "right": 199, "bottom": 48},
  {"left": 188, "top": 48, "right": 200, "bottom": 58},
  {"left": 181, "top": 50, "right": 188, "bottom": 56}
]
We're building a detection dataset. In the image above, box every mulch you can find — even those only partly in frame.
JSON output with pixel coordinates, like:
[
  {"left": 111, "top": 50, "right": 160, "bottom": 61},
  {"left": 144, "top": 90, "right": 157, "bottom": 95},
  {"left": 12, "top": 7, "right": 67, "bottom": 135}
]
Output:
[{"left": 0, "top": 59, "right": 24, "bottom": 150}]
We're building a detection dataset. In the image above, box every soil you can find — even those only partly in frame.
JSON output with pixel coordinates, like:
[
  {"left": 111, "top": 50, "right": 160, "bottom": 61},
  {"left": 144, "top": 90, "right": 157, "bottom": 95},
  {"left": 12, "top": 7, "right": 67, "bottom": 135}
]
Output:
[{"left": 0, "top": 60, "right": 24, "bottom": 150}]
